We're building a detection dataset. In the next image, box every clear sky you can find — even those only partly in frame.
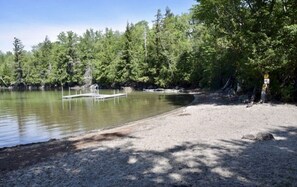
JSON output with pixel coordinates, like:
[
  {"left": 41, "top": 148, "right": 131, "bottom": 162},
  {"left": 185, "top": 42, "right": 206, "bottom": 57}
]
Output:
[{"left": 0, "top": 0, "right": 195, "bottom": 52}]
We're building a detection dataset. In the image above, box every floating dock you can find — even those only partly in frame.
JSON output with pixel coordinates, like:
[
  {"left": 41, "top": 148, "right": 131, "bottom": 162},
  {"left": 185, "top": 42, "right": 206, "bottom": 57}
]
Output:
[{"left": 62, "top": 93, "right": 127, "bottom": 100}]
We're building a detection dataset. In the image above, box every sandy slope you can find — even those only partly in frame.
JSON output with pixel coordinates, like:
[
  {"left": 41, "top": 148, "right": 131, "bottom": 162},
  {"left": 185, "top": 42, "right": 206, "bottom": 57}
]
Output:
[{"left": 1, "top": 93, "right": 297, "bottom": 186}]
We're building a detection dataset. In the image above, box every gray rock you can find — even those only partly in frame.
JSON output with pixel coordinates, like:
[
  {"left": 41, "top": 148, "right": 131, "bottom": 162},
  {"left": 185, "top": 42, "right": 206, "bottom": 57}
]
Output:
[
  {"left": 242, "top": 132, "right": 274, "bottom": 141},
  {"left": 242, "top": 134, "right": 256, "bottom": 140},
  {"left": 255, "top": 132, "right": 274, "bottom": 141}
]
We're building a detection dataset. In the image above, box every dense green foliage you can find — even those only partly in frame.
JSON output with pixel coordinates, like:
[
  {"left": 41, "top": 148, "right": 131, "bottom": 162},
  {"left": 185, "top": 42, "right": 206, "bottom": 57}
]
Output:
[
  {"left": 0, "top": 2, "right": 296, "bottom": 101},
  {"left": 192, "top": 0, "right": 297, "bottom": 101}
]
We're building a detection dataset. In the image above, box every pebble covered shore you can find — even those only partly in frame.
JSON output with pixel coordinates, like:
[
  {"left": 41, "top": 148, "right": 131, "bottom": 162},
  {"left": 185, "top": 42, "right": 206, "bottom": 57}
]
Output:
[{"left": 1, "top": 93, "right": 297, "bottom": 186}]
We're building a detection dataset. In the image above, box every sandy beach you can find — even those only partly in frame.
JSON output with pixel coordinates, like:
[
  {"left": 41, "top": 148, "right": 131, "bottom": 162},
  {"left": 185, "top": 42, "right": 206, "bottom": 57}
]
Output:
[{"left": 1, "top": 92, "right": 297, "bottom": 186}]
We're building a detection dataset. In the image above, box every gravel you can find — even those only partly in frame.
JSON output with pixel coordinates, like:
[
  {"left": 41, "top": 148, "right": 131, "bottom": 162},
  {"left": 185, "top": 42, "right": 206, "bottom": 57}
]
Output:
[{"left": 1, "top": 94, "right": 297, "bottom": 186}]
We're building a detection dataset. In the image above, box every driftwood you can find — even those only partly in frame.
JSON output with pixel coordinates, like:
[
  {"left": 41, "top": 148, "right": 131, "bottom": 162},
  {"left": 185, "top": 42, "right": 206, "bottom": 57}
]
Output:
[
  {"left": 246, "top": 87, "right": 256, "bottom": 108},
  {"left": 221, "top": 77, "right": 232, "bottom": 91},
  {"left": 220, "top": 77, "right": 237, "bottom": 100},
  {"left": 0, "top": 77, "right": 8, "bottom": 87}
]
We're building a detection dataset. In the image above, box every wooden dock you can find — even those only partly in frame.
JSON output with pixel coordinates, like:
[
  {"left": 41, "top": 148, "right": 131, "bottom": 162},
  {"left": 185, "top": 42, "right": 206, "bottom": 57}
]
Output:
[{"left": 62, "top": 93, "right": 127, "bottom": 100}]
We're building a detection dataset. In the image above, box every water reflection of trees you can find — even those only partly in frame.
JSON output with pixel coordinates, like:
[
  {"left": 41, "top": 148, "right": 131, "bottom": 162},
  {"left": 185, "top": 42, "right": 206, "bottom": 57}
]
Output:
[{"left": 0, "top": 91, "right": 193, "bottom": 146}]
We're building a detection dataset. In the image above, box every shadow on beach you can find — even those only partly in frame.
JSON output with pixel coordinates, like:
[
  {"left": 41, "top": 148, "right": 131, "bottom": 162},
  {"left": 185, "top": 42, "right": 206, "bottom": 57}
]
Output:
[
  {"left": 186, "top": 91, "right": 291, "bottom": 107},
  {"left": 191, "top": 91, "right": 241, "bottom": 106},
  {"left": 1, "top": 126, "right": 297, "bottom": 186}
]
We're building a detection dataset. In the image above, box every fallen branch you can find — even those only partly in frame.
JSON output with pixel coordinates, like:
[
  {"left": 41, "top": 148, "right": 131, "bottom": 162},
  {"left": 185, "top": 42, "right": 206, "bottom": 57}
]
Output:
[
  {"left": 0, "top": 77, "right": 8, "bottom": 87},
  {"left": 246, "top": 87, "right": 256, "bottom": 108}
]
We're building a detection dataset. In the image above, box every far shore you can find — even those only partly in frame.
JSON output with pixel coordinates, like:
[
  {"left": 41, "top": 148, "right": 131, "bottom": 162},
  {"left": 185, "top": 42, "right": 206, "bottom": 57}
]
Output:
[{"left": 1, "top": 92, "right": 297, "bottom": 186}]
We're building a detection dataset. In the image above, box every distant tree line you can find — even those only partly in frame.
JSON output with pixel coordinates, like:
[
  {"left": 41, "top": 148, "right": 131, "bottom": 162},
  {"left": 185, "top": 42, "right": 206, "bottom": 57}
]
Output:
[{"left": 0, "top": 1, "right": 296, "bottom": 101}]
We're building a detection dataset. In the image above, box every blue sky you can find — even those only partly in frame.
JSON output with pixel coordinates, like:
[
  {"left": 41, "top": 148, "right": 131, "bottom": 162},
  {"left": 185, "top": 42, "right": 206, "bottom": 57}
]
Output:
[{"left": 0, "top": 0, "right": 195, "bottom": 52}]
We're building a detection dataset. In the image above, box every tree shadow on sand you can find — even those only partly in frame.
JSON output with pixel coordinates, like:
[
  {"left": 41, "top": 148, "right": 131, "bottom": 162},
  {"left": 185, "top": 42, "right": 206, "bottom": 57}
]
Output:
[
  {"left": 2, "top": 126, "right": 297, "bottom": 186},
  {"left": 186, "top": 91, "right": 292, "bottom": 107},
  {"left": 190, "top": 91, "right": 251, "bottom": 106}
]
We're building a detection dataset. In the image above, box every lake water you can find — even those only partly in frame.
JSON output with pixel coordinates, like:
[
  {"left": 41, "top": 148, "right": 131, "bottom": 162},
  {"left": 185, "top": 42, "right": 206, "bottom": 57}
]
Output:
[{"left": 0, "top": 90, "right": 193, "bottom": 148}]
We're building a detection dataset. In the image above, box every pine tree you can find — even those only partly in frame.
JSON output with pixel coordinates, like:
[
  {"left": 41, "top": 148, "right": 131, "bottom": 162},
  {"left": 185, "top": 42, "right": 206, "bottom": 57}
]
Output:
[
  {"left": 13, "top": 37, "right": 25, "bottom": 89},
  {"left": 117, "top": 23, "right": 134, "bottom": 84}
]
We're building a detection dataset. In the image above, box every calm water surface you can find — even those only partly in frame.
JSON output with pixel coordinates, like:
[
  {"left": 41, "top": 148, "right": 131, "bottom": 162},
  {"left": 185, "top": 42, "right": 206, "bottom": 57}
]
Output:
[{"left": 0, "top": 90, "right": 193, "bottom": 148}]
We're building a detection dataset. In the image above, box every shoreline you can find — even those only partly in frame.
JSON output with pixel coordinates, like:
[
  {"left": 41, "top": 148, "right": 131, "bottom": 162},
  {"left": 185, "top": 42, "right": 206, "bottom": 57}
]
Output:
[
  {"left": 0, "top": 93, "right": 198, "bottom": 174},
  {"left": 1, "top": 92, "right": 297, "bottom": 186},
  {"left": 0, "top": 93, "right": 195, "bottom": 151}
]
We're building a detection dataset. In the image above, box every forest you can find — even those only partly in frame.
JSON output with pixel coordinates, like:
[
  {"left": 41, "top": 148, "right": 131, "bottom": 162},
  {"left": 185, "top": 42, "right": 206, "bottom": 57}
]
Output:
[{"left": 0, "top": 0, "right": 296, "bottom": 101}]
